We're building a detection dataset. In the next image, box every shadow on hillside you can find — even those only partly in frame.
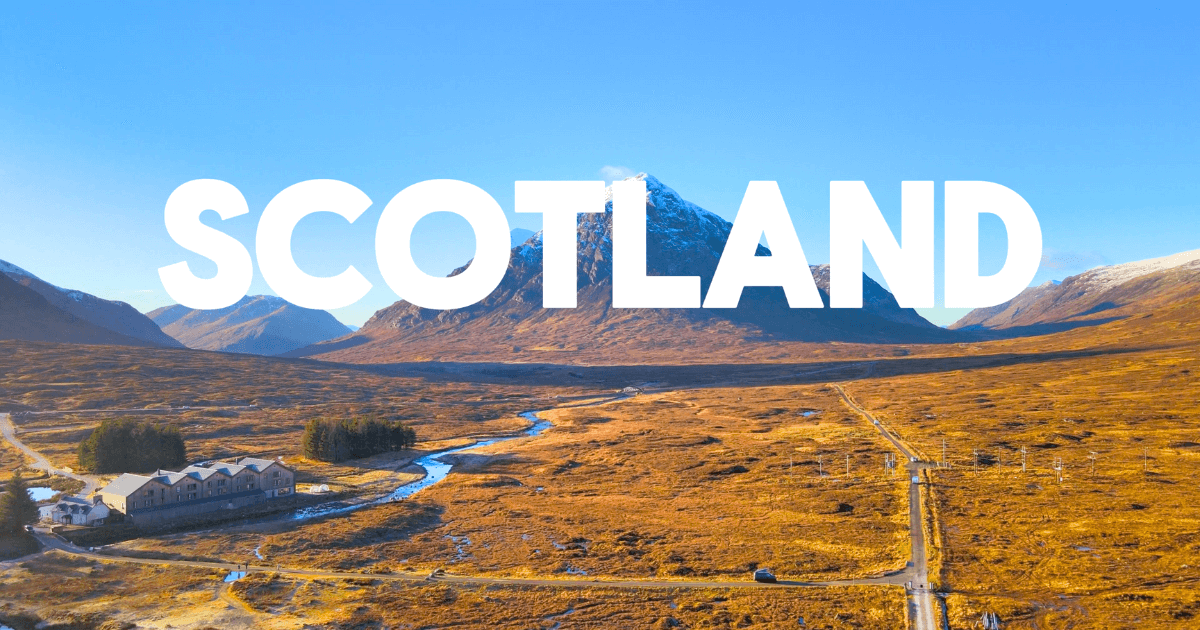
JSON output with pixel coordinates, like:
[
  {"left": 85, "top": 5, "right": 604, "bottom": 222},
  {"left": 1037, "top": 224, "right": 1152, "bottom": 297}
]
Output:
[
  {"left": 323, "top": 344, "right": 1164, "bottom": 392},
  {"left": 952, "top": 315, "right": 1127, "bottom": 340}
]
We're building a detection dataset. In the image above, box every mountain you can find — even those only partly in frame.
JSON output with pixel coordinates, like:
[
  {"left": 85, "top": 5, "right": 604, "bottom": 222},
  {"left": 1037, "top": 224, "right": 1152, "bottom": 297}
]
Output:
[
  {"left": 952, "top": 249, "right": 1200, "bottom": 332},
  {"left": 292, "top": 174, "right": 952, "bottom": 364},
  {"left": 0, "top": 272, "right": 159, "bottom": 346},
  {"left": 148, "top": 295, "right": 352, "bottom": 356},
  {"left": 0, "top": 259, "right": 182, "bottom": 348}
]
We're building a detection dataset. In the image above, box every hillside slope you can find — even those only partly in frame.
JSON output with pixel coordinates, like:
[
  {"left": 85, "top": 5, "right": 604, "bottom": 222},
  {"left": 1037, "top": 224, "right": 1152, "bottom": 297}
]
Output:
[
  {"left": 0, "top": 273, "right": 156, "bottom": 346},
  {"left": 952, "top": 249, "right": 1200, "bottom": 332},
  {"left": 1, "top": 259, "right": 182, "bottom": 347},
  {"left": 294, "top": 174, "right": 953, "bottom": 364},
  {"left": 149, "top": 295, "right": 352, "bottom": 356}
]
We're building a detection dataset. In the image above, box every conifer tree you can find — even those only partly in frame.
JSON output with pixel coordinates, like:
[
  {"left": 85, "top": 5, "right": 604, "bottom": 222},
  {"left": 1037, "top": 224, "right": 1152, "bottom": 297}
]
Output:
[{"left": 0, "top": 471, "right": 39, "bottom": 534}]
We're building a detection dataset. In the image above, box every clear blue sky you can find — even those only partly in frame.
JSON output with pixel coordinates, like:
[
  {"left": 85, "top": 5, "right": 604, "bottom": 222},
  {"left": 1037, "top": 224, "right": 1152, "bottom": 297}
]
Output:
[{"left": 2, "top": 2, "right": 1197, "bottom": 326}]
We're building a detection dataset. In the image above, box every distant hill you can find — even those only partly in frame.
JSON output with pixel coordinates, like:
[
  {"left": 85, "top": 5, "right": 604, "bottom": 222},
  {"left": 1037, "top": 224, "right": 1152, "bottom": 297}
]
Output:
[
  {"left": 149, "top": 295, "right": 352, "bottom": 356},
  {"left": 0, "top": 259, "right": 181, "bottom": 347},
  {"left": 291, "top": 174, "right": 953, "bottom": 364},
  {"left": 510, "top": 228, "right": 536, "bottom": 248},
  {"left": 952, "top": 249, "right": 1200, "bottom": 333},
  {"left": 0, "top": 272, "right": 158, "bottom": 346}
]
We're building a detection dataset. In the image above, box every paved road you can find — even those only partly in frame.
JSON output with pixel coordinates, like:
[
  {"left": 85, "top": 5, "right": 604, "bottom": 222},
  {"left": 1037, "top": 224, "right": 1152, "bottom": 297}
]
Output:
[
  {"left": 833, "top": 385, "right": 944, "bottom": 630},
  {"left": 0, "top": 412, "right": 100, "bottom": 497}
]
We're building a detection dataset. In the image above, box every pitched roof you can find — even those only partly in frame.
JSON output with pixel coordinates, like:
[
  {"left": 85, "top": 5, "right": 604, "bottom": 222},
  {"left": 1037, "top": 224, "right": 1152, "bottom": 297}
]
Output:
[
  {"left": 99, "top": 474, "right": 153, "bottom": 497},
  {"left": 180, "top": 466, "right": 225, "bottom": 480},
  {"left": 237, "top": 457, "right": 288, "bottom": 472},
  {"left": 97, "top": 457, "right": 288, "bottom": 497},
  {"left": 209, "top": 463, "right": 247, "bottom": 476},
  {"left": 153, "top": 471, "right": 189, "bottom": 486}
]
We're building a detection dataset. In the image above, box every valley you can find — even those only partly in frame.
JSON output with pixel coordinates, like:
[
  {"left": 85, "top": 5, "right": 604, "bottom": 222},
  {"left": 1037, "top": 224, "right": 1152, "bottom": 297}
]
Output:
[
  {"left": 4, "top": 294, "right": 1199, "bottom": 628},
  {"left": 2, "top": 182, "right": 1199, "bottom": 628}
]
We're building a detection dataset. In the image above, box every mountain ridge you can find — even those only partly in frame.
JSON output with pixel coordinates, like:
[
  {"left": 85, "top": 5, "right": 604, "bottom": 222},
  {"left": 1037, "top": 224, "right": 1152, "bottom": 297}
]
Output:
[
  {"left": 149, "top": 295, "right": 352, "bottom": 356},
  {"left": 292, "top": 174, "right": 953, "bottom": 364},
  {"left": 952, "top": 248, "right": 1200, "bottom": 331},
  {"left": 0, "top": 259, "right": 182, "bottom": 347},
  {"left": 0, "top": 272, "right": 158, "bottom": 347}
]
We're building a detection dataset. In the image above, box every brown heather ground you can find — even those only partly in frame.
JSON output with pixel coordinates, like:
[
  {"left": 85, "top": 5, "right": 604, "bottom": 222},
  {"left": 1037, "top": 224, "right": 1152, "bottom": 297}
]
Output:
[
  {"left": 1, "top": 552, "right": 906, "bottom": 630},
  {"left": 2, "top": 291, "right": 1200, "bottom": 628},
  {"left": 114, "top": 386, "right": 910, "bottom": 584},
  {"left": 845, "top": 342, "right": 1200, "bottom": 627}
]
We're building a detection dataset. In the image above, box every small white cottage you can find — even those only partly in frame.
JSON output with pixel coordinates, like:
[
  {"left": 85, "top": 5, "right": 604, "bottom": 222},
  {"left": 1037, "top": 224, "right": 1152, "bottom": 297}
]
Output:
[{"left": 49, "top": 495, "right": 110, "bottom": 526}]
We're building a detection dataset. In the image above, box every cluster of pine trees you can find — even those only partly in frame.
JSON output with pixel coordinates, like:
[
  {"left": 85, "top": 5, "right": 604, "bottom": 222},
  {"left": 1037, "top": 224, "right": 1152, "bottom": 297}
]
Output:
[
  {"left": 302, "top": 417, "right": 417, "bottom": 463},
  {"left": 77, "top": 418, "right": 187, "bottom": 473},
  {"left": 0, "top": 471, "right": 39, "bottom": 535}
]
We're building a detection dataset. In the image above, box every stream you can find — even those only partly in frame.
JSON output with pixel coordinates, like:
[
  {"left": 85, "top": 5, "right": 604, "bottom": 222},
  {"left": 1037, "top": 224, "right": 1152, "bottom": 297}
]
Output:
[{"left": 281, "top": 411, "right": 551, "bottom": 522}]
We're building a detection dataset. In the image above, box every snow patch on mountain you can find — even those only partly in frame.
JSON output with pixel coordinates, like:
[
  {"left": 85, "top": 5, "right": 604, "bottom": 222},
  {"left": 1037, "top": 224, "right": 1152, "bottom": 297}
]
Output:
[
  {"left": 0, "top": 260, "right": 36, "bottom": 279},
  {"left": 1077, "top": 249, "right": 1200, "bottom": 291}
]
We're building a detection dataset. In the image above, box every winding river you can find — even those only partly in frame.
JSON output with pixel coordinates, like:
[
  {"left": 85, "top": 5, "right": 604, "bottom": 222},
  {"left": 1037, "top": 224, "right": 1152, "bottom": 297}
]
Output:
[{"left": 284, "top": 411, "right": 551, "bottom": 522}]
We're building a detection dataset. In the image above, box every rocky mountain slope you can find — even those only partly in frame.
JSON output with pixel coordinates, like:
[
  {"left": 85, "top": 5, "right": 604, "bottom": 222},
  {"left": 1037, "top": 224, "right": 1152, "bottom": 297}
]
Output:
[
  {"left": 0, "top": 272, "right": 158, "bottom": 346},
  {"left": 952, "top": 249, "right": 1200, "bottom": 332},
  {"left": 293, "top": 174, "right": 953, "bottom": 364},
  {"left": 149, "top": 295, "right": 352, "bottom": 356},
  {"left": 1, "top": 259, "right": 182, "bottom": 347}
]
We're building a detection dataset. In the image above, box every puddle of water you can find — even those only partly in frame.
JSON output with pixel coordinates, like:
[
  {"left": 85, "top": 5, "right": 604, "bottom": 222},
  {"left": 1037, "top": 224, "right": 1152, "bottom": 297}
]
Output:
[
  {"left": 223, "top": 571, "right": 247, "bottom": 582},
  {"left": 28, "top": 487, "right": 58, "bottom": 501},
  {"left": 564, "top": 565, "right": 588, "bottom": 575},
  {"left": 1073, "top": 546, "right": 1092, "bottom": 552},
  {"left": 444, "top": 535, "right": 473, "bottom": 562}
]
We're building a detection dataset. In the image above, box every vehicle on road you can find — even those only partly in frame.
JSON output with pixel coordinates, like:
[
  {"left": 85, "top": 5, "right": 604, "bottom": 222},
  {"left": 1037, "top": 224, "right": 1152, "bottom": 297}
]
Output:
[
  {"left": 910, "top": 456, "right": 918, "bottom": 462},
  {"left": 752, "top": 568, "right": 777, "bottom": 583},
  {"left": 23, "top": 525, "right": 33, "bottom": 532},
  {"left": 911, "top": 475, "right": 920, "bottom": 484}
]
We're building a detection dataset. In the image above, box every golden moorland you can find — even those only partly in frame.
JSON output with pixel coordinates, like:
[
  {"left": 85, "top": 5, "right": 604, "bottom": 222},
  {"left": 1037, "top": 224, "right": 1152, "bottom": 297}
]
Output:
[{"left": 1, "top": 289, "right": 1198, "bottom": 629}]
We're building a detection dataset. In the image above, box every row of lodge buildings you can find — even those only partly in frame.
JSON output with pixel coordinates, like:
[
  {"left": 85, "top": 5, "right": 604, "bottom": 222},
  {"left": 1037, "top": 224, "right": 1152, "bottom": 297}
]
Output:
[{"left": 82, "top": 457, "right": 295, "bottom": 527}]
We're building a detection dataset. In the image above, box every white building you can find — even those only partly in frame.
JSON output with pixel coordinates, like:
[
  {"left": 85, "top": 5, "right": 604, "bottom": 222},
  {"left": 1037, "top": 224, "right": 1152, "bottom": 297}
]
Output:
[{"left": 48, "top": 495, "right": 110, "bottom": 526}]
